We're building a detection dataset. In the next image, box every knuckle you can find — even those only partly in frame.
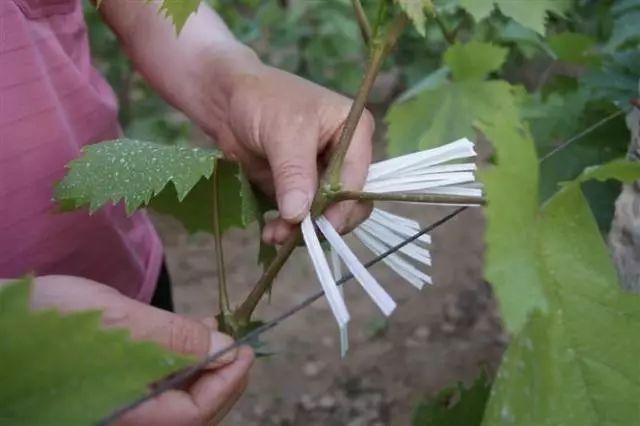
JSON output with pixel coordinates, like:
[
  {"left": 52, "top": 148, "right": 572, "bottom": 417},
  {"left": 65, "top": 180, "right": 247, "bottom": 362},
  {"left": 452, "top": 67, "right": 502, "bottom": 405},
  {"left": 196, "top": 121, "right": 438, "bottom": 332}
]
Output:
[{"left": 273, "top": 160, "right": 310, "bottom": 185}]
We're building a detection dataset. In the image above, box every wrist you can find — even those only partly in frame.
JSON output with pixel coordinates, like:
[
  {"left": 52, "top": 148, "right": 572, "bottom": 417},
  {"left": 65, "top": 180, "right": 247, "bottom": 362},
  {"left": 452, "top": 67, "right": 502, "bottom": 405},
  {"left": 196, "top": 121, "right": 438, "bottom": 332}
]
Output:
[{"left": 188, "top": 42, "right": 264, "bottom": 142}]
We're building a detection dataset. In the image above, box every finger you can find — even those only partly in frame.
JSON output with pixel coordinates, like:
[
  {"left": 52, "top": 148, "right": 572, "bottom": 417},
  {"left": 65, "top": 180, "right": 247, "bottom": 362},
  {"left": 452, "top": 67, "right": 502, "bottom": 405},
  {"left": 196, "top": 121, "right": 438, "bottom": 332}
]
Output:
[
  {"left": 190, "top": 346, "right": 255, "bottom": 421},
  {"left": 30, "top": 276, "right": 237, "bottom": 364},
  {"left": 209, "top": 375, "right": 249, "bottom": 425},
  {"left": 115, "top": 390, "right": 198, "bottom": 426},
  {"left": 324, "top": 110, "right": 374, "bottom": 232},
  {"left": 262, "top": 217, "right": 296, "bottom": 245},
  {"left": 264, "top": 124, "right": 320, "bottom": 224}
]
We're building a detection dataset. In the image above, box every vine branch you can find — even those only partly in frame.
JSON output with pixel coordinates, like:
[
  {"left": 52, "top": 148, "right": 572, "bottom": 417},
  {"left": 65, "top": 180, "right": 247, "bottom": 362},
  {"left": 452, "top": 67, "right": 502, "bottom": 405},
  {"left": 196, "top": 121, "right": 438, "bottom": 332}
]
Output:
[
  {"left": 233, "top": 14, "right": 408, "bottom": 325},
  {"left": 333, "top": 190, "right": 485, "bottom": 206}
]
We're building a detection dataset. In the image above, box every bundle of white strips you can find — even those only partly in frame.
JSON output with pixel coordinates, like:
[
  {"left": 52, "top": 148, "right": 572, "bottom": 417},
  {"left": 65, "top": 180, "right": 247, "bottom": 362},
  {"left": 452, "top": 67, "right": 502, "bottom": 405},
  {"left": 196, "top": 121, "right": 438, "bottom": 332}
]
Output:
[{"left": 300, "top": 138, "right": 481, "bottom": 357}]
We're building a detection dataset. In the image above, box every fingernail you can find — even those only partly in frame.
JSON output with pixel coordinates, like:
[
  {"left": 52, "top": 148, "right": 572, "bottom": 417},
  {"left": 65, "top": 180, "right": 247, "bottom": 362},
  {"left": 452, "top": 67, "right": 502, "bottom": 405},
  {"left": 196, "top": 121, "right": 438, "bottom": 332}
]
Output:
[
  {"left": 280, "top": 189, "right": 310, "bottom": 222},
  {"left": 208, "top": 332, "right": 237, "bottom": 367}
]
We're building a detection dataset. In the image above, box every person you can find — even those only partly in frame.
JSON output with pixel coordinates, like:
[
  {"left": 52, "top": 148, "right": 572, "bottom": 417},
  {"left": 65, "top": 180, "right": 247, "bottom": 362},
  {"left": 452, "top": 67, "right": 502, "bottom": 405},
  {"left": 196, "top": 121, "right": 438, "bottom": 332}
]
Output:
[{"left": 0, "top": 0, "right": 373, "bottom": 424}]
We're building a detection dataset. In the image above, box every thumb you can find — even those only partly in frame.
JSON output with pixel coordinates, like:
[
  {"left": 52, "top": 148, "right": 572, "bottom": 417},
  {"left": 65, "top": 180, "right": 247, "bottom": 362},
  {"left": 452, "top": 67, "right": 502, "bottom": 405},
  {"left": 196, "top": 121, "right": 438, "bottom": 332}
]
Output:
[
  {"left": 30, "top": 276, "right": 236, "bottom": 364},
  {"left": 265, "top": 133, "right": 318, "bottom": 223}
]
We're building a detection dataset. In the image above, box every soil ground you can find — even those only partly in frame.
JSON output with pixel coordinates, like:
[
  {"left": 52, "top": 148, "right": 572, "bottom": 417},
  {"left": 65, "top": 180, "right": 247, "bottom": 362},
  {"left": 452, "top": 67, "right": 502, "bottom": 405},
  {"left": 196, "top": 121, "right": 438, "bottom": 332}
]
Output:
[{"left": 152, "top": 198, "right": 506, "bottom": 425}]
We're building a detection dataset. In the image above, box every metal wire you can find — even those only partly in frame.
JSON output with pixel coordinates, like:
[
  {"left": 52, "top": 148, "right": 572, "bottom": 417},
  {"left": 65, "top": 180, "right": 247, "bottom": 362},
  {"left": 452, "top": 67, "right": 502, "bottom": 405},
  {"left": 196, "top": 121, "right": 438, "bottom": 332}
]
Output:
[
  {"left": 100, "top": 103, "right": 629, "bottom": 424},
  {"left": 98, "top": 207, "right": 468, "bottom": 425}
]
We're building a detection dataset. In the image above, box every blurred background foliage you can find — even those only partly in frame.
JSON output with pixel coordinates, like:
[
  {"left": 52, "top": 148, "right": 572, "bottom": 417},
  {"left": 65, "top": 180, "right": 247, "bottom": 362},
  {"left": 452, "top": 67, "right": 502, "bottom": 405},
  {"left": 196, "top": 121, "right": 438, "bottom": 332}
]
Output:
[{"left": 85, "top": 0, "right": 640, "bottom": 228}]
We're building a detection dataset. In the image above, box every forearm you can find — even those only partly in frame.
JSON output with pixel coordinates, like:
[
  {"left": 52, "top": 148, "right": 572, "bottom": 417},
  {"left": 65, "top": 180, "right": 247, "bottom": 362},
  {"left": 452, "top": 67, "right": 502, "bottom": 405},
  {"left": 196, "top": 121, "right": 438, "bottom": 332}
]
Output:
[{"left": 95, "top": 0, "right": 261, "bottom": 137}]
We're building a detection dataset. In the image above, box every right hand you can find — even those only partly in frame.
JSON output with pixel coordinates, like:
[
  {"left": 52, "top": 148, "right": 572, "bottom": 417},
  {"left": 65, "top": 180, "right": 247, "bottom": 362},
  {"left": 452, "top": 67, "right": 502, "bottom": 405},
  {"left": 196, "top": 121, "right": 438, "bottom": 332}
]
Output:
[{"left": 26, "top": 275, "right": 254, "bottom": 425}]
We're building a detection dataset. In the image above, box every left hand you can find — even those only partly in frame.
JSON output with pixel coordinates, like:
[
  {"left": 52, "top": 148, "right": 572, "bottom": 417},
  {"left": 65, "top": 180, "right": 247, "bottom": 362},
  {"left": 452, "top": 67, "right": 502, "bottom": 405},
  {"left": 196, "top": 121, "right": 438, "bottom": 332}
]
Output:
[{"left": 201, "top": 53, "right": 374, "bottom": 245}]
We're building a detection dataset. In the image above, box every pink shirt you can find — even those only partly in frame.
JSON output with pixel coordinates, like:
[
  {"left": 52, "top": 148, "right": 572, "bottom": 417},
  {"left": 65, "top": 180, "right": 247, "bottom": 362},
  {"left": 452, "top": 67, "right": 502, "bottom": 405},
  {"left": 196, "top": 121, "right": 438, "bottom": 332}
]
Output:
[{"left": 0, "top": 0, "right": 162, "bottom": 301}]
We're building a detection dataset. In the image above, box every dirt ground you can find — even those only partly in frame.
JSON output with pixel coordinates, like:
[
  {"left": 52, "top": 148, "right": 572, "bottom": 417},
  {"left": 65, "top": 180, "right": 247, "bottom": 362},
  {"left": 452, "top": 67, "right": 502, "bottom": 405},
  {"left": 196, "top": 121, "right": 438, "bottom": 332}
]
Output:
[{"left": 152, "top": 196, "right": 506, "bottom": 425}]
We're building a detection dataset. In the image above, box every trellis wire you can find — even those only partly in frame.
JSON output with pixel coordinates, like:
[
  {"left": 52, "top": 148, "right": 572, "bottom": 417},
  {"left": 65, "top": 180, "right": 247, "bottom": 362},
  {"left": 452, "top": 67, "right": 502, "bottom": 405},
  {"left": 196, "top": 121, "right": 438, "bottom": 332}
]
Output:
[
  {"left": 98, "top": 207, "right": 467, "bottom": 425},
  {"left": 99, "top": 109, "right": 624, "bottom": 424}
]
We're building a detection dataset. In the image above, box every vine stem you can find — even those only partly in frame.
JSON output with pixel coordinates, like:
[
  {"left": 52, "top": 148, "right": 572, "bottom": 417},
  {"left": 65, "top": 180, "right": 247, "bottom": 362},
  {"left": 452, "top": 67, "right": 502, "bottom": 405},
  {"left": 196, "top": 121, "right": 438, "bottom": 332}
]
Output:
[
  {"left": 351, "top": 0, "right": 372, "bottom": 45},
  {"left": 233, "top": 15, "right": 408, "bottom": 325},
  {"left": 333, "top": 190, "right": 485, "bottom": 206},
  {"left": 324, "top": 14, "right": 408, "bottom": 190},
  {"left": 212, "top": 161, "right": 231, "bottom": 316}
]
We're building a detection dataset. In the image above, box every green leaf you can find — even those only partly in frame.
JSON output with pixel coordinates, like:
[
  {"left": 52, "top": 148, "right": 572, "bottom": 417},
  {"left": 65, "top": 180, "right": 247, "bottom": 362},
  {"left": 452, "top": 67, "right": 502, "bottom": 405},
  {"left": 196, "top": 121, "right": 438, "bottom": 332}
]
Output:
[
  {"left": 460, "top": 0, "right": 571, "bottom": 35},
  {"left": 479, "top": 118, "right": 548, "bottom": 333},
  {"left": 0, "top": 278, "right": 192, "bottom": 425},
  {"left": 412, "top": 371, "right": 491, "bottom": 426},
  {"left": 443, "top": 41, "right": 508, "bottom": 81},
  {"left": 154, "top": 0, "right": 202, "bottom": 33},
  {"left": 54, "top": 139, "right": 220, "bottom": 215},
  {"left": 386, "top": 42, "right": 516, "bottom": 154},
  {"left": 483, "top": 162, "right": 640, "bottom": 425},
  {"left": 547, "top": 32, "right": 599, "bottom": 65},
  {"left": 150, "top": 159, "right": 275, "bottom": 235},
  {"left": 582, "top": 51, "right": 640, "bottom": 108},
  {"left": 386, "top": 80, "right": 519, "bottom": 154},
  {"left": 395, "top": 0, "right": 434, "bottom": 36},
  {"left": 496, "top": 20, "right": 554, "bottom": 59}
]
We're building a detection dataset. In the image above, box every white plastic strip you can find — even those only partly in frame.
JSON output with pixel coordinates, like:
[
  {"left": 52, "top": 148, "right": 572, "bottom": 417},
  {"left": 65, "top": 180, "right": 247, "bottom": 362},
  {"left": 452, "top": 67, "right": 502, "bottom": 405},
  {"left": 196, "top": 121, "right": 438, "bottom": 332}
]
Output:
[
  {"left": 364, "top": 172, "right": 476, "bottom": 192},
  {"left": 318, "top": 216, "right": 397, "bottom": 317},
  {"left": 301, "top": 215, "right": 350, "bottom": 328},
  {"left": 368, "top": 138, "right": 476, "bottom": 181},
  {"left": 354, "top": 228, "right": 432, "bottom": 290},
  {"left": 329, "top": 249, "right": 349, "bottom": 358},
  {"left": 359, "top": 221, "right": 431, "bottom": 265},
  {"left": 368, "top": 209, "right": 431, "bottom": 245},
  {"left": 365, "top": 175, "right": 475, "bottom": 193}
]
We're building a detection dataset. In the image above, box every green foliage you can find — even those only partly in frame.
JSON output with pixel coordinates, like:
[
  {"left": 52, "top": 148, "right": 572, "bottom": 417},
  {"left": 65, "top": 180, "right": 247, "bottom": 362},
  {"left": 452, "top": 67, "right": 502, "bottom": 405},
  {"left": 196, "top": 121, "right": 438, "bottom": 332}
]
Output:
[
  {"left": 0, "top": 278, "right": 191, "bottom": 425},
  {"left": 156, "top": 0, "right": 203, "bottom": 33},
  {"left": 395, "top": 0, "right": 434, "bottom": 36},
  {"left": 583, "top": 51, "right": 640, "bottom": 108},
  {"left": 54, "top": 139, "right": 220, "bottom": 214},
  {"left": 479, "top": 114, "right": 547, "bottom": 333},
  {"left": 459, "top": 0, "right": 571, "bottom": 35},
  {"left": 482, "top": 161, "right": 640, "bottom": 426},
  {"left": 412, "top": 371, "right": 491, "bottom": 426},
  {"left": 547, "top": 32, "right": 598, "bottom": 65},
  {"left": 386, "top": 41, "right": 515, "bottom": 154}
]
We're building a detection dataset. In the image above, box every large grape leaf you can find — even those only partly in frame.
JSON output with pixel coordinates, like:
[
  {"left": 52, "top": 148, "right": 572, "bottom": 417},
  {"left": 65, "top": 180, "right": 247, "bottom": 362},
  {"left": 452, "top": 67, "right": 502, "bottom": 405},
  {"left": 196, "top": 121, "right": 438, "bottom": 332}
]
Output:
[
  {"left": 54, "top": 139, "right": 220, "bottom": 215},
  {"left": 395, "top": 0, "right": 434, "bottom": 36},
  {"left": 412, "top": 371, "right": 491, "bottom": 426},
  {"left": 0, "top": 278, "right": 192, "bottom": 425},
  {"left": 459, "top": 0, "right": 571, "bottom": 35},
  {"left": 386, "top": 42, "right": 514, "bottom": 154},
  {"left": 478, "top": 118, "right": 547, "bottom": 333},
  {"left": 482, "top": 162, "right": 640, "bottom": 425}
]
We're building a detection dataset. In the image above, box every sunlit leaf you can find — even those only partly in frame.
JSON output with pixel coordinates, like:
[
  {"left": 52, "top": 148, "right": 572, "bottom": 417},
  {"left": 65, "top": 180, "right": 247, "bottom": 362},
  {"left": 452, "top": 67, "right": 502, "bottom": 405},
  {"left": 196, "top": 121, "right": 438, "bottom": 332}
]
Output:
[
  {"left": 395, "top": 0, "right": 434, "bottom": 36},
  {"left": 54, "top": 139, "right": 220, "bottom": 215},
  {"left": 460, "top": 0, "right": 571, "bottom": 35},
  {"left": 483, "top": 161, "right": 640, "bottom": 426}
]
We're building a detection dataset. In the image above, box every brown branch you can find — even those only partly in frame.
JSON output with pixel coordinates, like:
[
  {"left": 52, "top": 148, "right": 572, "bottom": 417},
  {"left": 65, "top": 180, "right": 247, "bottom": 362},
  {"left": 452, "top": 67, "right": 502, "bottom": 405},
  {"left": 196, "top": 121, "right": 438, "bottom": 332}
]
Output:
[
  {"left": 333, "top": 190, "right": 485, "bottom": 206},
  {"left": 233, "top": 14, "right": 408, "bottom": 325}
]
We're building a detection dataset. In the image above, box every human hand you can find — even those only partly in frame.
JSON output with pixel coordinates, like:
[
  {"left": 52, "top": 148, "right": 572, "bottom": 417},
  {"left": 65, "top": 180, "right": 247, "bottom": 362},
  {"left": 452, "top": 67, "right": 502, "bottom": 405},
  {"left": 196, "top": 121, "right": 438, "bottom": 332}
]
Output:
[
  {"left": 200, "top": 54, "right": 374, "bottom": 245},
  {"left": 27, "top": 276, "right": 254, "bottom": 425}
]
